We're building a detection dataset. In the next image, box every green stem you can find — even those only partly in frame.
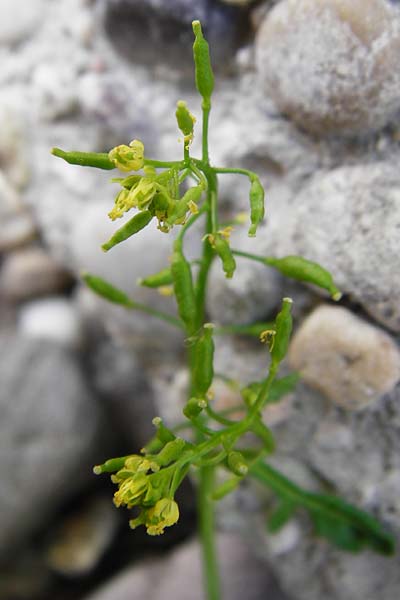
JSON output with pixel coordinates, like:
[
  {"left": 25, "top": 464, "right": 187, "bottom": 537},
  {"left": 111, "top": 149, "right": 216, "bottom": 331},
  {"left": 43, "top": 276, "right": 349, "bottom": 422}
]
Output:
[
  {"left": 213, "top": 166, "right": 254, "bottom": 179},
  {"left": 231, "top": 248, "right": 267, "bottom": 265},
  {"left": 144, "top": 158, "right": 185, "bottom": 169},
  {"left": 198, "top": 466, "right": 220, "bottom": 600},
  {"left": 202, "top": 104, "right": 211, "bottom": 164},
  {"left": 130, "top": 301, "right": 184, "bottom": 329}
]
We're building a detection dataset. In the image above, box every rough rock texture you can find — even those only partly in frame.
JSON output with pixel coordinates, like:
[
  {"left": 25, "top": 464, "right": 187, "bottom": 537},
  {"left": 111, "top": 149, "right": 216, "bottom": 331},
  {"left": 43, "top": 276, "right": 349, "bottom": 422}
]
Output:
[
  {"left": 288, "top": 304, "right": 400, "bottom": 410},
  {"left": 0, "top": 335, "right": 105, "bottom": 561},
  {"left": 275, "top": 163, "right": 400, "bottom": 331},
  {"left": 84, "top": 533, "right": 289, "bottom": 600},
  {"left": 256, "top": 0, "right": 400, "bottom": 135},
  {"left": 18, "top": 297, "right": 83, "bottom": 348}
]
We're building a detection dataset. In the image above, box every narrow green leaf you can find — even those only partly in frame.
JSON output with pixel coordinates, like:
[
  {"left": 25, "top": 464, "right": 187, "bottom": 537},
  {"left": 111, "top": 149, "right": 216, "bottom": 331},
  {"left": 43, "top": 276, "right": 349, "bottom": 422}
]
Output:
[{"left": 268, "top": 500, "right": 297, "bottom": 533}]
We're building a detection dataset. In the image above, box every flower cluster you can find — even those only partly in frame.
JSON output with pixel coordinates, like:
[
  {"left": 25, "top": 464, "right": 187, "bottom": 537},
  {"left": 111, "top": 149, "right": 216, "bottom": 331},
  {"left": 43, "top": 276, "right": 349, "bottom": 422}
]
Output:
[{"left": 94, "top": 425, "right": 191, "bottom": 535}]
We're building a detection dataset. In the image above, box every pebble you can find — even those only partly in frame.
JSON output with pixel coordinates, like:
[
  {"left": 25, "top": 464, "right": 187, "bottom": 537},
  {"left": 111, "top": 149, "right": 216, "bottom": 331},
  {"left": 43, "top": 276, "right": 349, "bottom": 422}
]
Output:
[
  {"left": 288, "top": 305, "right": 400, "bottom": 410},
  {"left": 18, "top": 297, "right": 83, "bottom": 348},
  {"left": 0, "top": 0, "right": 45, "bottom": 45},
  {"left": 0, "top": 247, "right": 73, "bottom": 301},
  {"left": 255, "top": 0, "right": 400, "bottom": 135}
]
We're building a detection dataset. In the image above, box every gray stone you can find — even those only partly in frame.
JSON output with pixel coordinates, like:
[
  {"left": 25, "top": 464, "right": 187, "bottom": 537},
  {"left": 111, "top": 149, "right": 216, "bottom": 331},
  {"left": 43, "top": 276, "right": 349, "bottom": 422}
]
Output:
[
  {"left": 255, "top": 0, "right": 400, "bottom": 135},
  {"left": 276, "top": 163, "right": 400, "bottom": 331},
  {"left": 84, "top": 533, "right": 289, "bottom": 600},
  {"left": 0, "top": 248, "right": 73, "bottom": 301},
  {"left": 0, "top": 335, "right": 105, "bottom": 561},
  {"left": 100, "top": 0, "right": 244, "bottom": 73},
  {"left": 288, "top": 304, "right": 400, "bottom": 410}
]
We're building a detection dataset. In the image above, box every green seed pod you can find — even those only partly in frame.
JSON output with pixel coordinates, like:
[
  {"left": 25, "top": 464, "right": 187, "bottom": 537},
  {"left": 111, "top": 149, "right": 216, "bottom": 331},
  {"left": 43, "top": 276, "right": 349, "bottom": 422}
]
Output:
[
  {"left": 138, "top": 267, "right": 173, "bottom": 288},
  {"left": 264, "top": 255, "right": 342, "bottom": 300},
  {"left": 271, "top": 297, "right": 293, "bottom": 365},
  {"left": 82, "top": 273, "right": 134, "bottom": 307},
  {"left": 155, "top": 438, "right": 187, "bottom": 467},
  {"left": 175, "top": 100, "right": 196, "bottom": 144},
  {"left": 192, "top": 323, "right": 215, "bottom": 396},
  {"left": 213, "top": 234, "right": 236, "bottom": 279},
  {"left": 142, "top": 418, "right": 176, "bottom": 455},
  {"left": 192, "top": 20, "right": 214, "bottom": 107},
  {"left": 93, "top": 455, "right": 130, "bottom": 475},
  {"left": 51, "top": 147, "right": 115, "bottom": 170},
  {"left": 183, "top": 397, "right": 207, "bottom": 419},
  {"left": 227, "top": 451, "right": 248, "bottom": 477},
  {"left": 171, "top": 243, "right": 197, "bottom": 330},
  {"left": 211, "top": 476, "right": 241, "bottom": 501},
  {"left": 102, "top": 210, "right": 153, "bottom": 251},
  {"left": 248, "top": 177, "right": 265, "bottom": 237},
  {"left": 167, "top": 186, "right": 203, "bottom": 226}
]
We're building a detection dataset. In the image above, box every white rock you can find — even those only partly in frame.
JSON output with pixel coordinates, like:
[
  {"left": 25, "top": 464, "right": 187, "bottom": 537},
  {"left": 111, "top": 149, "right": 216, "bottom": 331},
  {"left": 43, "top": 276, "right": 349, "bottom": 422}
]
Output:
[
  {"left": 18, "top": 297, "right": 83, "bottom": 348},
  {"left": 0, "top": 0, "right": 45, "bottom": 45},
  {"left": 256, "top": 0, "right": 400, "bottom": 135},
  {"left": 288, "top": 305, "right": 400, "bottom": 410}
]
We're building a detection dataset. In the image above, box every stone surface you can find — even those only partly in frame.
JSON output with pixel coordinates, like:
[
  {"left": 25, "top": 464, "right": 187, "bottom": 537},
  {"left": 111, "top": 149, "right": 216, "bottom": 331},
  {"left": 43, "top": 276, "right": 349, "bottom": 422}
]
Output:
[
  {"left": 18, "top": 297, "right": 83, "bottom": 348},
  {"left": 101, "top": 0, "right": 244, "bottom": 73},
  {"left": 84, "top": 533, "right": 289, "bottom": 600},
  {"left": 288, "top": 304, "right": 400, "bottom": 410},
  {"left": 0, "top": 0, "right": 45, "bottom": 45},
  {"left": 276, "top": 163, "right": 400, "bottom": 331},
  {"left": 0, "top": 335, "right": 105, "bottom": 561},
  {"left": 256, "top": 0, "right": 400, "bottom": 135},
  {"left": 45, "top": 495, "right": 119, "bottom": 577},
  {"left": 0, "top": 248, "right": 73, "bottom": 301}
]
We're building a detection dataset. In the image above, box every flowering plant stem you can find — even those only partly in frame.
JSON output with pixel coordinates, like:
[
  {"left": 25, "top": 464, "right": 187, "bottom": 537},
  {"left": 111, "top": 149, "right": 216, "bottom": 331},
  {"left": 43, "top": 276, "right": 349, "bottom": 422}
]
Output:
[{"left": 52, "top": 18, "right": 395, "bottom": 600}]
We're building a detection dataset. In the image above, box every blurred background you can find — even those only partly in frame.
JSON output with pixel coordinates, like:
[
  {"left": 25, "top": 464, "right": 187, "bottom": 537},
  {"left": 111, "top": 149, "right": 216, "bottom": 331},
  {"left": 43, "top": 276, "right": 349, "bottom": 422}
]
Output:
[{"left": 1, "top": 0, "right": 400, "bottom": 598}]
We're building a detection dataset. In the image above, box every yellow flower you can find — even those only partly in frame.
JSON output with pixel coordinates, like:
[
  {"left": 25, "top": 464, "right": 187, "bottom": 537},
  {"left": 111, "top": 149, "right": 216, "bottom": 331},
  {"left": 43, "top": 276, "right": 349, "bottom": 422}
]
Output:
[
  {"left": 108, "top": 139, "right": 145, "bottom": 172},
  {"left": 113, "top": 473, "right": 148, "bottom": 508},
  {"left": 145, "top": 498, "right": 179, "bottom": 535}
]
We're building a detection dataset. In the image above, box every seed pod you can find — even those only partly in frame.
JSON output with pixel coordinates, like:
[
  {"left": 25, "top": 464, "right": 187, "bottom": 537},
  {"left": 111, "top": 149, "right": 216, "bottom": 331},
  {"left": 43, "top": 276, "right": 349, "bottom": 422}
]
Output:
[
  {"left": 192, "top": 323, "right": 214, "bottom": 397},
  {"left": 213, "top": 234, "right": 236, "bottom": 278},
  {"left": 51, "top": 147, "right": 115, "bottom": 170},
  {"left": 176, "top": 100, "right": 196, "bottom": 144},
  {"left": 227, "top": 451, "right": 248, "bottom": 477},
  {"left": 248, "top": 177, "right": 265, "bottom": 237},
  {"left": 183, "top": 397, "right": 207, "bottom": 419},
  {"left": 167, "top": 186, "right": 203, "bottom": 226},
  {"left": 264, "top": 255, "right": 342, "bottom": 300},
  {"left": 171, "top": 243, "right": 197, "bottom": 330},
  {"left": 271, "top": 297, "right": 293, "bottom": 365},
  {"left": 155, "top": 438, "right": 187, "bottom": 467},
  {"left": 192, "top": 20, "right": 214, "bottom": 106},
  {"left": 93, "top": 456, "right": 130, "bottom": 475},
  {"left": 138, "top": 267, "right": 173, "bottom": 288},
  {"left": 102, "top": 210, "right": 153, "bottom": 251},
  {"left": 82, "top": 273, "right": 135, "bottom": 307}
]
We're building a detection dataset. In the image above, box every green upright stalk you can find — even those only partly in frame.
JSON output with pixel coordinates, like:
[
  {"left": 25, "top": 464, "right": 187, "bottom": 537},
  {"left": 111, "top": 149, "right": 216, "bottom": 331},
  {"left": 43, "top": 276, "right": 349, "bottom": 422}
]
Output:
[{"left": 198, "top": 465, "right": 220, "bottom": 600}]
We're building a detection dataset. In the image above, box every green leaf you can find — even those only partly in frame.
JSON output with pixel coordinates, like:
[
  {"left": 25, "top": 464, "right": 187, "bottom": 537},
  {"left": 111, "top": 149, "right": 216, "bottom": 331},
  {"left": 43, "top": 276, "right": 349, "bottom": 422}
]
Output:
[
  {"left": 267, "top": 500, "right": 297, "bottom": 533},
  {"left": 82, "top": 273, "right": 135, "bottom": 307},
  {"left": 250, "top": 461, "right": 395, "bottom": 556},
  {"left": 241, "top": 373, "right": 299, "bottom": 408}
]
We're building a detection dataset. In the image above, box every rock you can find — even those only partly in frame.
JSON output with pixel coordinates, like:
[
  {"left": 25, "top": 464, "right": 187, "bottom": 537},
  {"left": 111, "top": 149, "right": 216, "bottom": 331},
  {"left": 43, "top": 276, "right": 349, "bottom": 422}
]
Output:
[
  {"left": 0, "top": 335, "right": 105, "bottom": 561},
  {"left": 89, "top": 339, "right": 157, "bottom": 447},
  {"left": 288, "top": 305, "right": 400, "bottom": 410},
  {"left": 101, "top": 0, "right": 244, "bottom": 73},
  {"left": 0, "top": 105, "right": 29, "bottom": 190},
  {"left": 0, "top": 247, "right": 73, "bottom": 302},
  {"left": 84, "top": 533, "right": 289, "bottom": 600},
  {"left": 0, "top": 0, "right": 45, "bottom": 45},
  {"left": 18, "top": 297, "right": 84, "bottom": 348},
  {"left": 277, "top": 163, "right": 400, "bottom": 331},
  {"left": 0, "top": 173, "right": 36, "bottom": 251},
  {"left": 255, "top": 0, "right": 400, "bottom": 135},
  {"left": 45, "top": 495, "right": 119, "bottom": 577}
]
